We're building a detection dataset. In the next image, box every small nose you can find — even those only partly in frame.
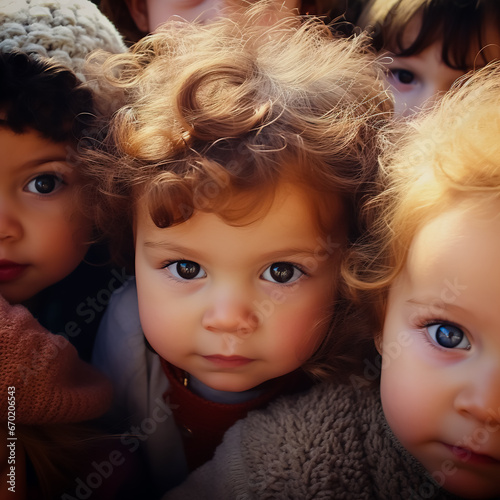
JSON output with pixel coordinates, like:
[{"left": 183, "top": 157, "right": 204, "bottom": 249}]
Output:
[
  {"left": 454, "top": 360, "right": 500, "bottom": 425},
  {"left": 0, "top": 200, "right": 22, "bottom": 241},
  {"left": 201, "top": 288, "right": 256, "bottom": 335}
]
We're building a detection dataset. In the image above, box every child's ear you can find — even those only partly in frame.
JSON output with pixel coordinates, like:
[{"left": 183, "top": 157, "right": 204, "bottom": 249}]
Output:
[{"left": 125, "top": 0, "right": 150, "bottom": 33}]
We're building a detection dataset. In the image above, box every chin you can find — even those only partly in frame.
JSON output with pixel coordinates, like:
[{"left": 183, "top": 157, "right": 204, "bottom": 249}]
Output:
[
  {"left": 441, "top": 474, "right": 500, "bottom": 499},
  {"left": 202, "top": 375, "right": 259, "bottom": 393},
  {"left": 0, "top": 288, "right": 34, "bottom": 305}
]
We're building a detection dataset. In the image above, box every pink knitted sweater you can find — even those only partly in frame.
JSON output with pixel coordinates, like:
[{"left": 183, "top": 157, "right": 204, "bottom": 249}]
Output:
[{"left": 0, "top": 295, "right": 112, "bottom": 424}]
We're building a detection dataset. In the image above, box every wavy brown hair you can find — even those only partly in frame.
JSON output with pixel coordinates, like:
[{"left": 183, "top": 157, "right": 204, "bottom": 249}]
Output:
[{"left": 82, "top": 1, "right": 392, "bottom": 380}]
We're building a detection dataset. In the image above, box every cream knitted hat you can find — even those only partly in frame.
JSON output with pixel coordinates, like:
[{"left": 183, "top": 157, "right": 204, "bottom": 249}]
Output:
[{"left": 0, "top": 0, "right": 126, "bottom": 81}]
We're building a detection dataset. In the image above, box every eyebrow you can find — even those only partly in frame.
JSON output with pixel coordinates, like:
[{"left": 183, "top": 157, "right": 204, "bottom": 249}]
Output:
[
  {"left": 144, "top": 241, "right": 192, "bottom": 250},
  {"left": 143, "top": 241, "right": 203, "bottom": 259},
  {"left": 406, "top": 299, "right": 466, "bottom": 313},
  {"left": 143, "top": 240, "right": 321, "bottom": 260},
  {"left": 14, "top": 159, "right": 72, "bottom": 177},
  {"left": 28, "top": 156, "right": 70, "bottom": 165}
]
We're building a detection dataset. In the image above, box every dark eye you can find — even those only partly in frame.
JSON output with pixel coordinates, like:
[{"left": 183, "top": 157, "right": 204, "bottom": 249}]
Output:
[
  {"left": 25, "top": 174, "right": 64, "bottom": 195},
  {"left": 166, "top": 260, "right": 206, "bottom": 280},
  {"left": 261, "top": 262, "right": 303, "bottom": 284},
  {"left": 391, "top": 69, "right": 415, "bottom": 85},
  {"left": 427, "top": 323, "right": 471, "bottom": 349}
]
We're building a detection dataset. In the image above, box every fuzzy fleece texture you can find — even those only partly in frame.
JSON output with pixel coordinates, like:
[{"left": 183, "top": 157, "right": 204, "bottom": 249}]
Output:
[{"left": 164, "top": 382, "right": 463, "bottom": 500}]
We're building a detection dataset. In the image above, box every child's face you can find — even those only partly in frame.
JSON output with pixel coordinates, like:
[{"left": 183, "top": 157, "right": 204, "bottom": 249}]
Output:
[
  {"left": 385, "top": 16, "right": 500, "bottom": 116},
  {"left": 0, "top": 126, "right": 92, "bottom": 304},
  {"left": 129, "top": 0, "right": 300, "bottom": 33},
  {"left": 386, "top": 41, "right": 467, "bottom": 117},
  {"left": 380, "top": 202, "right": 500, "bottom": 498},
  {"left": 134, "top": 184, "right": 342, "bottom": 392},
  {"left": 142, "top": 0, "right": 228, "bottom": 30}
]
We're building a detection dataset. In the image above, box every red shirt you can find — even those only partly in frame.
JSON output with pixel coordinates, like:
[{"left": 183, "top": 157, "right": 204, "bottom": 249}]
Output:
[{"left": 161, "top": 359, "right": 310, "bottom": 471}]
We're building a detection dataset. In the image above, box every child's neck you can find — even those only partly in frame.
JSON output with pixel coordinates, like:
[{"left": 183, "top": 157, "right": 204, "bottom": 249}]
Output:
[{"left": 187, "top": 373, "right": 267, "bottom": 404}]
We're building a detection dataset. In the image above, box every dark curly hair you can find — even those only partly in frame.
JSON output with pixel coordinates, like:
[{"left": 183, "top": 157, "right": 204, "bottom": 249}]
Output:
[
  {"left": 358, "top": 0, "right": 500, "bottom": 71},
  {"left": 0, "top": 51, "right": 95, "bottom": 143}
]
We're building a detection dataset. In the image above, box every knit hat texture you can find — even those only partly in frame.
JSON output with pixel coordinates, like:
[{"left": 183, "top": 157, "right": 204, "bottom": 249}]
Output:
[
  {"left": 0, "top": 0, "right": 126, "bottom": 81},
  {"left": 0, "top": 295, "right": 112, "bottom": 425}
]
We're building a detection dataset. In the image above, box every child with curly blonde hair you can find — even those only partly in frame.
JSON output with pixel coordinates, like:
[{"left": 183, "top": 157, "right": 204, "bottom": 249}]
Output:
[
  {"left": 83, "top": 2, "right": 391, "bottom": 494},
  {"left": 166, "top": 63, "right": 500, "bottom": 499}
]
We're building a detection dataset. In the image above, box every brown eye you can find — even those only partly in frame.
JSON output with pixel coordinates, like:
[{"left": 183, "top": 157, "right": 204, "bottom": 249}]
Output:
[
  {"left": 166, "top": 261, "right": 206, "bottom": 280},
  {"left": 26, "top": 174, "right": 63, "bottom": 195},
  {"left": 261, "top": 262, "right": 303, "bottom": 284},
  {"left": 391, "top": 69, "right": 415, "bottom": 85}
]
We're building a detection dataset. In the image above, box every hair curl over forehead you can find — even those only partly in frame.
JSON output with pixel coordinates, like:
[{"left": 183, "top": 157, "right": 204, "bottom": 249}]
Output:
[
  {"left": 344, "top": 62, "right": 500, "bottom": 332},
  {"left": 83, "top": 2, "right": 391, "bottom": 262}
]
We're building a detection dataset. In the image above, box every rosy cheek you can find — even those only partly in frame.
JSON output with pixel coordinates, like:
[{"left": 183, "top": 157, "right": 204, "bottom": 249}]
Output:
[
  {"left": 278, "top": 311, "right": 327, "bottom": 361},
  {"left": 139, "top": 301, "right": 168, "bottom": 339}
]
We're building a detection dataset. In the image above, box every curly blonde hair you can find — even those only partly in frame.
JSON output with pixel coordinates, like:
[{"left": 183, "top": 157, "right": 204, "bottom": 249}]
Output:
[
  {"left": 82, "top": 1, "right": 392, "bottom": 380},
  {"left": 344, "top": 62, "right": 500, "bottom": 336}
]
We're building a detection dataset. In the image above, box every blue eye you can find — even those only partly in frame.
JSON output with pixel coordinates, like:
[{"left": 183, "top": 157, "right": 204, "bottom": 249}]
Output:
[
  {"left": 25, "top": 174, "right": 64, "bottom": 195},
  {"left": 390, "top": 69, "right": 416, "bottom": 85},
  {"left": 427, "top": 323, "right": 471, "bottom": 350},
  {"left": 165, "top": 260, "right": 206, "bottom": 280},
  {"left": 261, "top": 262, "right": 304, "bottom": 284}
]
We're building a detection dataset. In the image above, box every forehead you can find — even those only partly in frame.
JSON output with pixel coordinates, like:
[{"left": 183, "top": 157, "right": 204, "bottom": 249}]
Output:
[
  {"left": 401, "top": 201, "right": 500, "bottom": 305},
  {"left": 135, "top": 175, "right": 346, "bottom": 233},
  {"left": 0, "top": 126, "right": 69, "bottom": 167},
  {"left": 135, "top": 182, "right": 346, "bottom": 242}
]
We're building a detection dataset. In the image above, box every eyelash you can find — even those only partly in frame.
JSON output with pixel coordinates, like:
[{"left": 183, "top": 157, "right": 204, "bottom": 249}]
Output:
[
  {"left": 414, "top": 317, "right": 470, "bottom": 352},
  {"left": 389, "top": 68, "right": 416, "bottom": 85},
  {"left": 266, "top": 263, "right": 308, "bottom": 288},
  {"left": 161, "top": 260, "right": 203, "bottom": 283},
  {"left": 25, "top": 172, "right": 66, "bottom": 197},
  {"left": 160, "top": 260, "right": 309, "bottom": 285},
  {"left": 419, "top": 325, "right": 447, "bottom": 352}
]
